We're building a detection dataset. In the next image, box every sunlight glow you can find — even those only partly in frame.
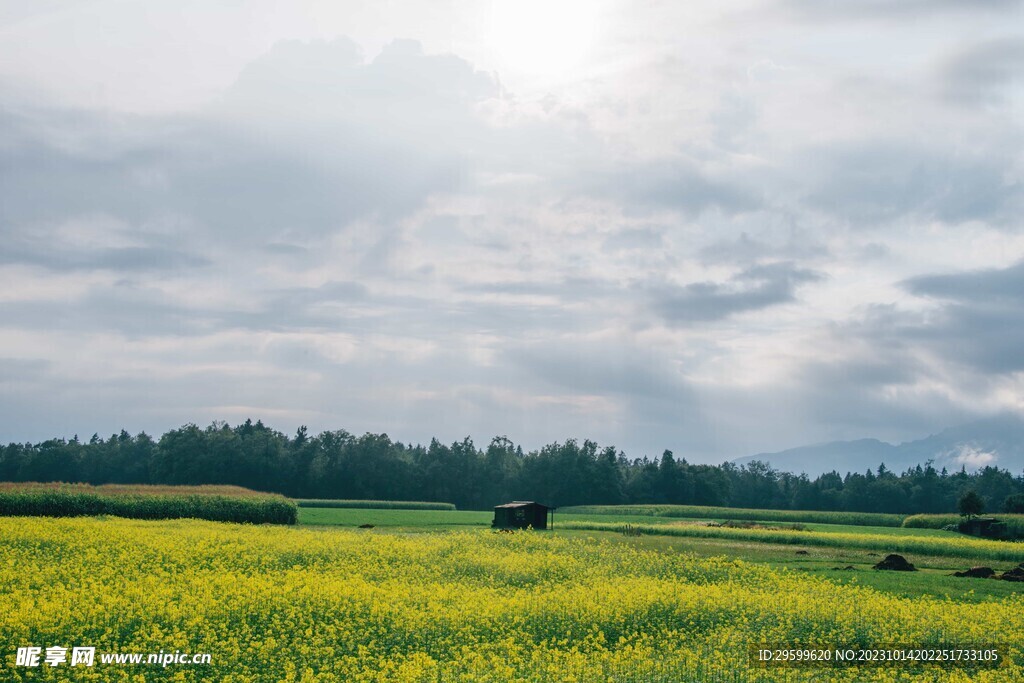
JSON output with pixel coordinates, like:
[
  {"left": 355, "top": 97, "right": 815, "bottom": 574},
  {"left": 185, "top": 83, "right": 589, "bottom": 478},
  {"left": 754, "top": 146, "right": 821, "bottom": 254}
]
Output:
[{"left": 485, "top": 0, "right": 601, "bottom": 79}]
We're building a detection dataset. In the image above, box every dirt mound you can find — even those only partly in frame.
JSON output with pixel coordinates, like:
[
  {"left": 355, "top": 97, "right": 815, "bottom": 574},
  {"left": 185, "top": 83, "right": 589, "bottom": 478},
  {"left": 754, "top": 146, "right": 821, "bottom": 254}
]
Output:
[
  {"left": 831, "top": 565, "right": 856, "bottom": 571},
  {"left": 953, "top": 566, "right": 995, "bottom": 578},
  {"left": 998, "top": 565, "right": 1024, "bottom": 582},
  {"left": 873, "top": 554, "right": 917, "bottom": 571},
  {"left": 795, "top": 550, "right": 808, "bottom": 555}
]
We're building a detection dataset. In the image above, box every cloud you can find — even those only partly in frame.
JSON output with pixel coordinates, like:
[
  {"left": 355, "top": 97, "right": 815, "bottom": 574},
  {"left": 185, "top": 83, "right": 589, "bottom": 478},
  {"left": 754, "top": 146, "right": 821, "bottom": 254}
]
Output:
[
  {"left": 0, "top": 1, "right": 98, "bottom": 28},
  {"left": 780, "top": 0, "right": 1023, "bottom": 21},
  {"left": 219, "top": 38, "right": 498, "bottom": 149},
  {"left": 904, "top": 260, "right": 1024, "bottom": 303},
  {"left": 601, "top": 227, "right": 665, "bottom": 252},
  {"left": 590, "top": 159, "right": 761, "bottom": 217},
  {"left": 652, "top": 262, "right": 823, "bottom": 326},
  {"left": 510, "top": 340, "right": 690, "bottom": 402},
  {"left": 938, "top": 37, "right": 1024, "bottom": 105},
  {"left": 801, "top": 141, "right": 1023, "bottom": 226},
  {"left": 785, "top": 350, "right": 961, "bottom": 439},
  {"left": 0, "top": 242, "right": 208, "bottom": 272},
  {"left": 0, "top": 357, "right": 51, "bottom": 382},
  {"left": 504, "top": 337, "right": 704, "bottom": 453},
  {"left": 0, "top": 38, "right": 500, "bottom": 244},
  {"left": 894, "top": 261, "right": 1024, "bottom": 373},
  {"left": 698, "top": 232, "right": 828, "bottom": 264},
  {"left": 949, "top": 444, "right": 998, "bottom": 468},
  {"left": 0, "top": 276, "right": 373, "bottom": 338}
]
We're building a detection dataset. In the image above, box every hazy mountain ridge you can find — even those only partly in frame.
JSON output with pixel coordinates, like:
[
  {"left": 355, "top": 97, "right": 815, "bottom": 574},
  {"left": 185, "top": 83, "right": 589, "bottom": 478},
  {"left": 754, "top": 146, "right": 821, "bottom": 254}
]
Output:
[{"left": 731, "top": 415, "right": 1024, "bottom": 477}]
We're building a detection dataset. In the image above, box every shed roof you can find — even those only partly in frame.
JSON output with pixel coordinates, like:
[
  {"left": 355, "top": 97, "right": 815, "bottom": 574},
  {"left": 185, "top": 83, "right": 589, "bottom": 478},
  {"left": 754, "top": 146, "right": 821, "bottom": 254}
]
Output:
[{"left": 494, "top": 501, "right": 553, "bottom": 509}]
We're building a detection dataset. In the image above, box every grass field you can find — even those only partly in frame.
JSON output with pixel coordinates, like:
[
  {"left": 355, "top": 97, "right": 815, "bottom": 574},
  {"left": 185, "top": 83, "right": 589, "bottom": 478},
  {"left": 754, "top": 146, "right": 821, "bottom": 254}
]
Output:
[
  {"left": 297, "top": 507, "right": 956, "bottom": 537},
  {"left": 296, "top": 507, "right": 698, "bottom": 528},
  {"left": 296, "top": 499, "right": 456, "bottom": 510},
  {"left": 299, "top": 507, "right": 491, "bottom": 527},
  {"left": 2, "top": 515, "right": 1023, "bottom": 682},
  {"left": 560, "top": 504, "right": 907, "bottom": 527}
]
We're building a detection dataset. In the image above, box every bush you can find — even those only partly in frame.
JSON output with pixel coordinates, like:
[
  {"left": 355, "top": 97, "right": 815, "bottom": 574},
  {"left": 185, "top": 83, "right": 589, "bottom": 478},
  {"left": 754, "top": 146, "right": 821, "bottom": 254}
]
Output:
[{"left": 0, "top": 483, "right": 297, "bottom": 524}]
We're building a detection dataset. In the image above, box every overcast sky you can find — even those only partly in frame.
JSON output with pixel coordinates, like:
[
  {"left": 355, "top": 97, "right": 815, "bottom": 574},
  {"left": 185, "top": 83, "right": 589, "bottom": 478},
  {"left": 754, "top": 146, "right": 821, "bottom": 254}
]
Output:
[{"left": 1, "top": 0, "right": 1022, "bottom": 461}]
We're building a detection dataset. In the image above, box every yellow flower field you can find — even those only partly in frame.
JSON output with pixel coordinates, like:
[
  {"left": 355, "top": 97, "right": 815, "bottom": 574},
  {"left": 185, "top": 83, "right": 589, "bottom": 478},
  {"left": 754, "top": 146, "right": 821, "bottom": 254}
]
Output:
[{"left": 0, "top": 517, "right": 1021, "bottom": 682}]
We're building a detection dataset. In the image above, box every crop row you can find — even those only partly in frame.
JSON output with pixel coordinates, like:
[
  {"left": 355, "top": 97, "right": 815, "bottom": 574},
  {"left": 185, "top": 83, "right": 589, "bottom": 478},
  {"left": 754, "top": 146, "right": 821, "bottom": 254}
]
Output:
[
  {"left": 0, "top": 484, "right": 296, "bottom": 524},
  {"left": 561, "top": 521, "right": 1024, "bottom": 563},
  {"left": 559, "top": 504, "right": 906, "bottom": 527},
  {"left": 0, "top": 482, "right": 274, "bottom": 497}
]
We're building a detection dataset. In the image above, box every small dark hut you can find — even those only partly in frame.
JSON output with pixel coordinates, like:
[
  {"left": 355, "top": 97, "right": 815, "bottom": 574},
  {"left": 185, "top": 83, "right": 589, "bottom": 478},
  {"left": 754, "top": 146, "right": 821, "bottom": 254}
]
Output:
[
  {"left": 492, "top": 501, "right": 554, "bottom": 530},
  {"left": 959, "top": 517, "right": 1007, "bottom": 539}
]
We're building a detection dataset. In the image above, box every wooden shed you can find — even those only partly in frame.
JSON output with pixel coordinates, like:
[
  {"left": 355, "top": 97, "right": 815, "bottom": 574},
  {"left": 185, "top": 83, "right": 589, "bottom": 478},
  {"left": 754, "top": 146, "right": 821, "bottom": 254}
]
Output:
[
  {"left": 492, "top": 501, "right": 554, "bottom": 530},
  {"left": 959, "top": 517, "right": 1007, "bottom": 539}
]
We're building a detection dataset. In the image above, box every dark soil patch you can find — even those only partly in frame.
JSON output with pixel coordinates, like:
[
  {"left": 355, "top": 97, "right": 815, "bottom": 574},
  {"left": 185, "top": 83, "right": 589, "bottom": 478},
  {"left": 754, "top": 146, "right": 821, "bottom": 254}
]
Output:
[
  {"left": 998, "top": 565, "right": 1024, "bottom": 582},
  {"left": 873, "top": 554, "right": 917, "bottom": 571},
  {"left": 953, "top": 566, "right": 995, "bottom": 579}
]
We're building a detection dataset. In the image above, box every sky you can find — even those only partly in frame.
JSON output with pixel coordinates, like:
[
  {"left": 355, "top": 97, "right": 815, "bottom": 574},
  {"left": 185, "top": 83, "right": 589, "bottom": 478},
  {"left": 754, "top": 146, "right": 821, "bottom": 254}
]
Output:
[{"left": 1, "top": 0, "right": 1022, "bottom": 462}]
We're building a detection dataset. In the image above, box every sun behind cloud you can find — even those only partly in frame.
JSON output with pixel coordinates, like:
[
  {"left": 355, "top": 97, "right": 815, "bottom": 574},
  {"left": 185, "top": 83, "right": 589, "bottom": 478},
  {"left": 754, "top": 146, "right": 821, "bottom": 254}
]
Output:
[{"left": 484, "top": 0, "right": 602, "bottom": 79}]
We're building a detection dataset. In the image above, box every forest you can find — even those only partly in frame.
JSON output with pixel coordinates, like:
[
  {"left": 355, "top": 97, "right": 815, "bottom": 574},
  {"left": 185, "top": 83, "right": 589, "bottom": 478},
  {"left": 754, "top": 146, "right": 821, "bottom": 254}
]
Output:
[{"left": 2, "top": 419, "right": 1023, "bottom": 515}]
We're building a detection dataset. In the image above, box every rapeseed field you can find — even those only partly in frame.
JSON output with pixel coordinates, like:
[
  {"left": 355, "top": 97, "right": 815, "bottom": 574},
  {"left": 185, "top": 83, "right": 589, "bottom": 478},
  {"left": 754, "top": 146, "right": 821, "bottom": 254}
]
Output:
[{"left": 1, "top": 516, "right": 1021, "bottom": 681}]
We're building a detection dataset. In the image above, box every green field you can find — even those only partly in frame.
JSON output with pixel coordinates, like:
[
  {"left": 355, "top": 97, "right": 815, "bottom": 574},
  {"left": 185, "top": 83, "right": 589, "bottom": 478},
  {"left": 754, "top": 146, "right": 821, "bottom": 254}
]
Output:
[
  {"left": 560, "top": 504, "right": 906, "bottom": 527},
  {"left": 297, "top": 505, "right": 1024, "bottom": 602},
  {"left": 298, "top": 506, "right": 954, "bottom": 537},
  {"left": 299, "top": 507, "right": 491, "bottom": 527},
  {"left": 296, "top": 499, "right": 457, "bottom": 510},
  {"left": 297, "top": 506, "right": 712, "bottom": 528}
]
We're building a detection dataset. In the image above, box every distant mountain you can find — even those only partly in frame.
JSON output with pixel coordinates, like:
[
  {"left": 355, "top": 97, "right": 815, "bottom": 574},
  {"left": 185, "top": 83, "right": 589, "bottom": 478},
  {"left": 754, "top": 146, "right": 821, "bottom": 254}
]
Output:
[{"left": 731, "top": 414, "right": 1024, "bottom": 477}]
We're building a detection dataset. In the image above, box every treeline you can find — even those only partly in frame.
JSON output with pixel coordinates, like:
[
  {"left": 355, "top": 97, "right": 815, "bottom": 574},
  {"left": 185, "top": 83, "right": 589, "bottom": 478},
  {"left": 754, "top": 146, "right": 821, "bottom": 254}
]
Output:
[{"left": 1, "top": 420, "right": 1023, "bottom": 514}]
